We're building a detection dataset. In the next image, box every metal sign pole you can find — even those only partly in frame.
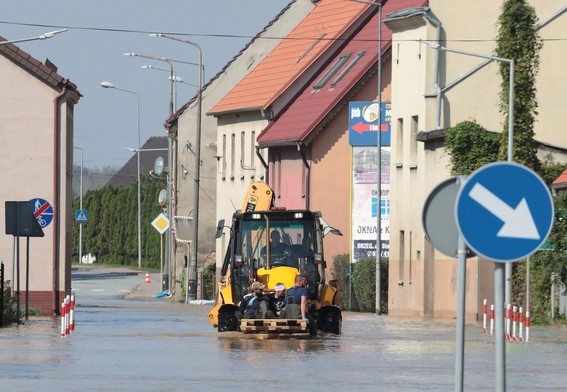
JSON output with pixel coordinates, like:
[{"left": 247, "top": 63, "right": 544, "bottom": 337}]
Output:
[
  {"left": 455, "top": 234, "right": 466, "bottom": 392},
  {"left": 495, "top": 263, "right": 506, "bottom": 391}
]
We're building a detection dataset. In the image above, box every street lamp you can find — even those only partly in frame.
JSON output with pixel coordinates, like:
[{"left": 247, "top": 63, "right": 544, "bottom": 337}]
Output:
[
  {"left": 0, "top": 28, "right": 67, "bottom": 45},
  {"left": 141, "top": 65, "right": 197, "bottom": 108},
  {"left": 74, "top": 147, "right": 84, "bottom": 265},
  {"left": 422, "top": 41, "right": 514, "bottom": 392},
  {"left": 100, "top": 81, "right": 142, "bottom": 270},
  {"left": 124, "top": 52, "right": 176, "bottom": 294},
  {"left": 351, "top": 0, "right": 383, "bottom": 315},
  {"left": 150, "top": 33, "right": 203, "bottom": 301}
]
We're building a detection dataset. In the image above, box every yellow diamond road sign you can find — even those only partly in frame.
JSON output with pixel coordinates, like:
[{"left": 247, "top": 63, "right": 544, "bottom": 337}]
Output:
[{"left": 152, "top": 213, "right": 170, "bottom": 234}]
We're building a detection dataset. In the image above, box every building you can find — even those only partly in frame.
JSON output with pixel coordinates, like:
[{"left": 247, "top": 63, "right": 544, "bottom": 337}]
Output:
[
  {"left": 0, "top": 40, "right": 81, "bottom": 315},
  {"left": 165, "top": 0, "right": 316, "bottom": 299},
  {"left": 386, "top": 0, "right": 567, "bottom": 320},
  {"left": 210, "top": 0, "right": 423, "bottom": 280}
]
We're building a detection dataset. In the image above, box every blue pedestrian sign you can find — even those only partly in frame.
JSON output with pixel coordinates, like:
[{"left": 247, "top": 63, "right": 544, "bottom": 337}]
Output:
[
  {"left": 76, "top": 209, "right": 88, "bottom": 223},
  {"left": 455, "top": 162, "right": 554, "bottom": 262}
]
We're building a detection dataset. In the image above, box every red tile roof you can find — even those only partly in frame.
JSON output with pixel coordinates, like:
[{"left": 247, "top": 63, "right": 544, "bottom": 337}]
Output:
[
  {"left": 552, "top": 169, "right": 567, "bottom": 186},
  {"left": 257, "top": 0, "right": 427, "bottom": 146},
  {"left": 166, "top": 0, "right": 302, "bottom": 125},
  {"left": 0, "top": 37, "right": 80, "bottom": 99},
  {"left": 209, "top": 0, "right": 373, "bottom": 115}
]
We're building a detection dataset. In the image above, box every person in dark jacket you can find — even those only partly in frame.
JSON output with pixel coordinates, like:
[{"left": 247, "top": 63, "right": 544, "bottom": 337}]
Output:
[{"left": 235, "top": 281, "right": 269, "bottom": 320}]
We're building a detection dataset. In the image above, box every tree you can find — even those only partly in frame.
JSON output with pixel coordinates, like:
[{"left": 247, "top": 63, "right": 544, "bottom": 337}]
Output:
[{"left": 495, "top": 0, "right": 542, "bottom": 171}]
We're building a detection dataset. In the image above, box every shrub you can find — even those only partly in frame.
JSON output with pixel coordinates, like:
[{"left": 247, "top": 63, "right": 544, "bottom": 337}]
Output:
[
  {"left": 203, "top": 263, "right": 216, "bottom": 300},
  {"left": 2, "top": 281, "right": 18, "bottom": 326},
  {"left": 353, "top": 258, "right": 376, "bottom": 312},
  {"left": 332, "top": 254, "right": 356, "bottom": 311}
]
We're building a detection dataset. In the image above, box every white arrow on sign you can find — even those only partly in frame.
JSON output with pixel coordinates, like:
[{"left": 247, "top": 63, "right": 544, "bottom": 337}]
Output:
[{"left": 468, "top": 182, "right": 540, "bottom": 240}]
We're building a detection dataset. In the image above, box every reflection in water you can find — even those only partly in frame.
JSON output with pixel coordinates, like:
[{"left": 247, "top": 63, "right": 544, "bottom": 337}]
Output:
[{"left": 217, "top": 334, "right": 333, "bottom": 355}]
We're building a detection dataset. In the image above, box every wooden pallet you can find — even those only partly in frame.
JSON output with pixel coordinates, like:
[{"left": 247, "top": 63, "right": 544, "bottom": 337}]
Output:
[{"left": 240, "top": 318, "right": 307, "bottom": 334}]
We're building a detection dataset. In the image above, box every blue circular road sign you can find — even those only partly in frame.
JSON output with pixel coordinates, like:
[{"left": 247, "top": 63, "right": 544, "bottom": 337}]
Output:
[
  {"left": 30, "top": 197, "right": 54, "bottom": 228},
  {"left": 455, "top": 162, "right": 554, "bottom": 262}
]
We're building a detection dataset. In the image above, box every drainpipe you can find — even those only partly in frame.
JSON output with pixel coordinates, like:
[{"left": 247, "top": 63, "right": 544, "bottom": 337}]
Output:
[
  {"left": 297, "top": 143, "right": 310, "bottom": 210},
  {"left": 255, "top": 146, "right": 269, "bottom": 183},
  {"left": 52, "top": 86, "right": 68, "bottom": 315},
  {"left": 422, "top": 9, "right": 442, "bottom": 129}
]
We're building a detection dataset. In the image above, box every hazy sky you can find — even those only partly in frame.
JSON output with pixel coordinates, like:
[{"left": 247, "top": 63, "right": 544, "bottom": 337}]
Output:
[{"left": 1, "top": 0, "right": 290, "bottom": 169}]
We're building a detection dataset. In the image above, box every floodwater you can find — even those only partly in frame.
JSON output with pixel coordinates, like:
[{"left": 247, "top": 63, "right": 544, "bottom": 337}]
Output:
[{"left": 1, "top": 269, "right": 566, "bottom": 391}]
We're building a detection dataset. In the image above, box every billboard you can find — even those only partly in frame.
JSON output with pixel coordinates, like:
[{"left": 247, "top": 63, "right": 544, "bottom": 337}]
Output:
[
  {"left": 351, "top": 146, "right": 390, "bottom": 261},
  {"left": 348, "top": 101, "right": 391, "bottom": 146}
]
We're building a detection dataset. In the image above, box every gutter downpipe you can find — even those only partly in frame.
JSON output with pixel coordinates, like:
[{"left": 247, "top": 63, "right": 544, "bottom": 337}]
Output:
[
  {"left": 52, "top": 86, "right": 68, "bottom": 315},
  {"left": 256, "top": 146, "right": 269, "bottom": 183},
  {"left": 422, "top": 9, "right": 442, "bottom": 129},
  {"left": 297, "top": 143, "right": 310, "bottom": 210}
]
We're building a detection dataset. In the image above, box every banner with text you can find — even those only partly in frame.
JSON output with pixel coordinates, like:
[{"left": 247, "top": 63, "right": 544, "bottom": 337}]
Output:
[{"left": 352, "top": 146, "right": 390, "bottom": 261}]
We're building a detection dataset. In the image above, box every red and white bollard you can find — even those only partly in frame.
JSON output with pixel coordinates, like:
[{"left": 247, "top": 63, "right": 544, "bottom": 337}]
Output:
[
  {"left": 525, "top": 311, "right": 531, "bottom": 342},
  {"left": 512, "top": 305, "right": 518, "bottom": 342},
  {"left": 70, "top": 293, "right": 75, "bottom": 332},
  {"left": 65, "top": 295, "right": 71, "bottom": 336},
  {"left": 505, "top": 304, "right": 511, "bottom": 341},
  {"left": 60, "top": 301, "right": 66, "bottom": 337},
  {"left": 483, "top": 299, "right": 488, "bottom": 335},
  {"left": 490, "top": 304, "right": 495, "bottom": 336},
  {"left": 518, "top": 306, "right": 524, "bottom": 342}
]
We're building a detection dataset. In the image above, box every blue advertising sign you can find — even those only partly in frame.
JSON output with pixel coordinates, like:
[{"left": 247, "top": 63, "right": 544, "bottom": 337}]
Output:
[
  {"left": 349, "top": 101, "right": 391, "bottom": 146},
  {"left": 30, "top": 197, "right": 54, "bottom": 228},
  {"left": 455, "top": 162, "right": 554, "bottom": 262}
]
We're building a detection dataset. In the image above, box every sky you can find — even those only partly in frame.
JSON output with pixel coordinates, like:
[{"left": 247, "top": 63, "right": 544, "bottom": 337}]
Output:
[{"left": 1, "top": 0, "right": 291, "bottom": 169}]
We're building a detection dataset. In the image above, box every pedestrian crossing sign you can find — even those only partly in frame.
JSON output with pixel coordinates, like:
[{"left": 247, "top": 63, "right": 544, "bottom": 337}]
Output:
[{"left": 76, "top": 209, "right": 88, "bottom": 223}]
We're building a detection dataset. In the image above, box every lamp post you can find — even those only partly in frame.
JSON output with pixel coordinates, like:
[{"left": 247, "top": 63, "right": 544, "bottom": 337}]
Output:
[
  {"left": 124, "top": 53, "right": 176, "bottom": 294},
  {"left": 100, "top": 81, "right": 142, "bottom": 270},
  {"left": 351, "top": 0, "right": 383, "bottom": 315},
  {"left": 0, "top": 28, "right": 67, "bottom": 45},
  {"left": 141, "top": 65, "right": 198, "bottom": 107},
  {"left": 74, "top": 147, "right": 84, "bottom": 265},
  {"left": 422, "top": 41, "right": 514, "bottom": 392},
  {"left": 150, "top": 33, "right": 203, "bottom": 301}
]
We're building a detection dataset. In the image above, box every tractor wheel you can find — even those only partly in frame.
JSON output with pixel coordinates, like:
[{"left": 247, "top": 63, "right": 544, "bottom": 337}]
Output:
[
  {"left": 217, "top": 308, "right": 239, "bottom": 332},
  {"left": 317, "top": 306, "right": 342, "bottom": 334}
]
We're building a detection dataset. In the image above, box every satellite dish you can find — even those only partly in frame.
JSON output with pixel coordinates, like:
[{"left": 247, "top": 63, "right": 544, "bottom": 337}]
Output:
[
  {"left": 158, "top": 189, "right": 167, "bottom": 206},
  {"left": 154, "top": 156, "right": 164, "bottom": 176}
]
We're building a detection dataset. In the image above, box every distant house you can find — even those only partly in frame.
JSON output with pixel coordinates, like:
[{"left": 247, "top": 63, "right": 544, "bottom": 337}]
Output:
[
  {"left": 107, "top": 136, "right": 168, "bottom": 188},
  {"left": 551, "top": 169, "right": 567, "bottom": 195},
  {"left": 0, "top": 39, "right": 81, "bottom": 315}
]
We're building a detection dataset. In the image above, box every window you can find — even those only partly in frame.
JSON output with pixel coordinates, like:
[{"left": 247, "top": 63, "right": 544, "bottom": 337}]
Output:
[
  {"left": 298, "top": 33, "right": 326, "bottom": 63},
  {"left": 313, "top": 54, "right": 352, "bottom": 90},
  {"left": 395, "top": 118, "right": 403, "bottom": 165},
  {"left": 410, "top": 115, "right": 418, "bottom": 166},
  {"left": 230, "top": 133, "right": 235, "bottom": 180},
  {"left": 330, "top": 51, "right": 365, "bottom": 88}
]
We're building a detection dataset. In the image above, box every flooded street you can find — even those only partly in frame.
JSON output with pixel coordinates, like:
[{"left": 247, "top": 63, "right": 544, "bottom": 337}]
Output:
[{"left": 1, "top": 268, "right": 566, "bottom": 391}]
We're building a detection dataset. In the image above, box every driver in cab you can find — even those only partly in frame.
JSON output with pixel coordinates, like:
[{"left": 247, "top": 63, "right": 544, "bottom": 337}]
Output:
[{"left": 261, "top": 230, "right": 291, "bottom": 265}]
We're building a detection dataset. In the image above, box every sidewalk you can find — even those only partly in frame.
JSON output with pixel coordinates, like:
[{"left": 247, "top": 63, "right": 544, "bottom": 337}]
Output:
[{"left": 124, "top": 271, "right": 163, "bottom": 300}]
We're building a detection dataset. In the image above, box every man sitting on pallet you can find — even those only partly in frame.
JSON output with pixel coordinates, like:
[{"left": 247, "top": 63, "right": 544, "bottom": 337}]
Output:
[
  {"left": 281, "top": 275, "right": 317, "bottom": 335},
  {"left": 235, "top": 281, "right": 270, "bottom": 320}
]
